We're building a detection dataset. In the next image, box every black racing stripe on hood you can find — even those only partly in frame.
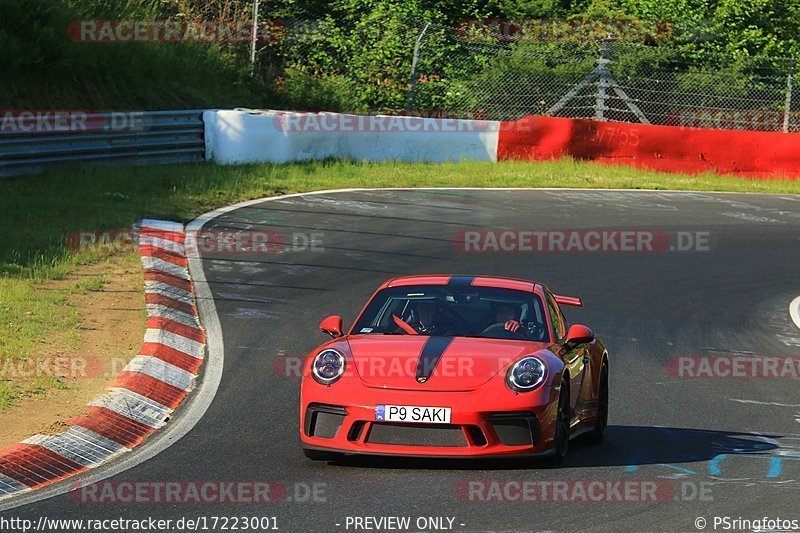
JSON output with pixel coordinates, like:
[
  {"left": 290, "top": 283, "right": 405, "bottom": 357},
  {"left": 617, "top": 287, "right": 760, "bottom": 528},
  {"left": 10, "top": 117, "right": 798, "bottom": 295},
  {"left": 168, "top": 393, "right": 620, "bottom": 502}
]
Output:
[
  {"left": 415, "top": 336, "right": 455, "bottom": 382},
  {"left": 448, "top": 276, "right": 475, "bottom": 285}
]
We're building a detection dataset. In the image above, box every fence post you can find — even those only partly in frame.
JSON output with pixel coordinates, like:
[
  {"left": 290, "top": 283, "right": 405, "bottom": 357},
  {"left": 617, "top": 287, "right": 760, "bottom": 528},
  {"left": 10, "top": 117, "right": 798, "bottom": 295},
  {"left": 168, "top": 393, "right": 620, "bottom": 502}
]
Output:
[
  {"left": 249, "top": 0, "right": 260, "bottom": 76},
  {"left": 594, "top": 39, "right": 613, "bottom": 121},
  {"left": 406, "top": 22, "right": 431, "bottom": 113},
  {"left": 783, "top": 57, "right": 795, "bottom": 133}
]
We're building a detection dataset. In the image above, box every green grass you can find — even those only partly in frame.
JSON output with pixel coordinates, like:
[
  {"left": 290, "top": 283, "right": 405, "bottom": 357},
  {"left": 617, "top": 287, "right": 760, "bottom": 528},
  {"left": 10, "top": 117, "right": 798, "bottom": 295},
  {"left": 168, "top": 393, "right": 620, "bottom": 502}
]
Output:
[
  {"left": 0, "top": 157, "right": 798, "bottom": 406},
  {"left": 0, "top": 382, "right": 15, "bottom": 410},
  {"left": 0, "top": 277, "right": 80, "bottom": 358},
  {"left": 0, "top": 275, "right": 81, "bottom": 407},
  {"left": 68, "top": 276, "right": 106, "bottom": 295}
]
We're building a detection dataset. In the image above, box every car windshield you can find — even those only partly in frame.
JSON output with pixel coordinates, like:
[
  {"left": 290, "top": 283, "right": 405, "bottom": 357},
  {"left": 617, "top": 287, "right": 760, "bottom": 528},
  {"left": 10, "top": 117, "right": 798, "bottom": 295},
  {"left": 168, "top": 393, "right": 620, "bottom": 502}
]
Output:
[{"left": 351, "top": 285, "right": 548, "bottom": 342}]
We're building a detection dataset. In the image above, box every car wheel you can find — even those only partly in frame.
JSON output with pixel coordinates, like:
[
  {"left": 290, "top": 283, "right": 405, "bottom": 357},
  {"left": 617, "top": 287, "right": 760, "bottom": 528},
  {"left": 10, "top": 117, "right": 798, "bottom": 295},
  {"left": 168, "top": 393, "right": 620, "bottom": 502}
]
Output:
[
  {"left": 589, "top": 362, "right": 609, "bottom": 444},
  {"left": 302, "top": 448, "right": 343, "bottom": 461},
  {"left": 550, "top": 381, "right": 570, "bottom": 464}
]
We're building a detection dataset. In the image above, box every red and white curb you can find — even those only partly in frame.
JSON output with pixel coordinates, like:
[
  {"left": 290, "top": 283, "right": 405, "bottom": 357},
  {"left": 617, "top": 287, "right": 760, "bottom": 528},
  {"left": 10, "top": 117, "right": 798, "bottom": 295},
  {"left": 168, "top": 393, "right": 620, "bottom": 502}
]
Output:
[{"left": 0, "top": 220, "right": 206, "bottom": 500}]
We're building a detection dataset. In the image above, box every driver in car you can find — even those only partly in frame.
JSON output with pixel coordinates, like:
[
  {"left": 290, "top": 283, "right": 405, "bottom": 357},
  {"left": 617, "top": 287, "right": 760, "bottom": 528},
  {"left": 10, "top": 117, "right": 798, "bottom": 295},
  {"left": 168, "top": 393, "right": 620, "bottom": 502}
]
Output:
[
  {"left": 493, "top": 302, "right": 523, "bottom": 333},
  {"left": 410, "top": 300, "right": 445, "bottom": 335}
]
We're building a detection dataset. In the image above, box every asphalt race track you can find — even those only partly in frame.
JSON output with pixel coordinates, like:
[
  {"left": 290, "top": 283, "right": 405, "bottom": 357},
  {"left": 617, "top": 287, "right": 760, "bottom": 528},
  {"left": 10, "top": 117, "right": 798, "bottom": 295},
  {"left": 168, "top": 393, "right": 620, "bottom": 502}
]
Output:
[{"left": 7, "top": 189, "right": 800, "bottom": 532}]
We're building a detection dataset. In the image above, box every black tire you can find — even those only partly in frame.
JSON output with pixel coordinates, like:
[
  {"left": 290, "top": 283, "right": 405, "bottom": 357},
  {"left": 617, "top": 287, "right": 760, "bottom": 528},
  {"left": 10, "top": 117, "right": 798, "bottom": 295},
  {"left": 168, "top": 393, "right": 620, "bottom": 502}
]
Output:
[
  {"left": 549, "top": 381, "right": 570, "bottom": 464},
  {"left": 589, "top": 362, "right": 609, "bottom": 444},
  {"left": 302, "top": 448, "right": 342, "bottom": 461}
]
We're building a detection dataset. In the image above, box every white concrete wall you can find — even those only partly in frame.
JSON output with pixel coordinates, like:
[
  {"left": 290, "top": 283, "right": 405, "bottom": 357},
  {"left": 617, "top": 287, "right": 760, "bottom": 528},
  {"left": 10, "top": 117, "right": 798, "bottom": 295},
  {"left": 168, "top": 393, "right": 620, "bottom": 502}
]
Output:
[{"left": 204, "top": 109, "right": 499, "bottom": 164}]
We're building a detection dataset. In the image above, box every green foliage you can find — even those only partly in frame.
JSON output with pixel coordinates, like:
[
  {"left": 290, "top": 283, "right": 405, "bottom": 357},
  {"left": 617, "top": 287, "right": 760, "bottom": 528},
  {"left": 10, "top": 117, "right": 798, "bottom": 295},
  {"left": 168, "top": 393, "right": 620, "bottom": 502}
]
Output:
[
  {"left": 279, "top": 67, "right": 360, "bottom": 111},
  {"left": 488, "top": 0, "right": 566, "bottom": 19},
  {"left": 574, "top": 0, "right": 634, "bottom": 21},
  {"left": 709, "top": 0, "right": 800, "bottom": 57},
  {"left": 0, "top": 0, "right": 267, "bottom": 109},
  {"left": 0, "top": 0, "right": 797, "bottom": 113}
]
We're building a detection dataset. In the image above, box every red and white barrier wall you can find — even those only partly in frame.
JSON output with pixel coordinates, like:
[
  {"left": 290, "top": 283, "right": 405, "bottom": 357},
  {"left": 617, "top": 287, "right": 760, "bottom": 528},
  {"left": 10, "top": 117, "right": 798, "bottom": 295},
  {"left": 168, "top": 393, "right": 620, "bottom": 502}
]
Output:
[
  {"left": 0, "top": 221, "right": 205, "bottom": 500},
  {"left": 497, "top": 116, "right": 800, "bottom": 179},
  {"left": 204, "top": 109, "right": 500, "bottom": 163},
  {"left": 204, "top": 109, "right": 800, "bottom": 179}
]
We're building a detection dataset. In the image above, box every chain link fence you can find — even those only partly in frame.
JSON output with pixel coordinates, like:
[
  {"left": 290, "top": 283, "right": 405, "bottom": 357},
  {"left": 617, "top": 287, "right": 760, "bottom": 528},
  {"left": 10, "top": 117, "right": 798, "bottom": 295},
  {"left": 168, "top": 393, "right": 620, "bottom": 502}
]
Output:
[{"left": 406, "top": 21, "right": 799, "bottom": 132}]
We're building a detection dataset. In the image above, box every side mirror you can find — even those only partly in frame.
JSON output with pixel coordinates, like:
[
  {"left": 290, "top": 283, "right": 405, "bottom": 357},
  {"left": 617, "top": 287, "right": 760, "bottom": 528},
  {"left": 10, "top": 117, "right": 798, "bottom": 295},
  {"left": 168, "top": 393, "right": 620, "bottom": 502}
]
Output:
[
  {"left": 565, "top": 324, "right": 594, "bottom": 345},
  {"left": 319, "top": 316, "right": 343, "bottom": 338}
]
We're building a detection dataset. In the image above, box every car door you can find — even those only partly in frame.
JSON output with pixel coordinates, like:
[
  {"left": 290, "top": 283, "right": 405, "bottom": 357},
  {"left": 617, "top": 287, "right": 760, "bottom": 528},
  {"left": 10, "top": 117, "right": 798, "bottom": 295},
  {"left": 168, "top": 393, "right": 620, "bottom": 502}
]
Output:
[{"left": 546, "top": 292, "right": 588, "bottom": 424}]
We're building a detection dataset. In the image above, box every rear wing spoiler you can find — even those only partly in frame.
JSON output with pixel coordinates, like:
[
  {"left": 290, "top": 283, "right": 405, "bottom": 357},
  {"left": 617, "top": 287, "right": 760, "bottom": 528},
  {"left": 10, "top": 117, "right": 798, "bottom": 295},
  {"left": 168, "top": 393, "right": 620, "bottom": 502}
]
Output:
[{"left": 553, "top": 294, "right": 583, "bottom": 308}]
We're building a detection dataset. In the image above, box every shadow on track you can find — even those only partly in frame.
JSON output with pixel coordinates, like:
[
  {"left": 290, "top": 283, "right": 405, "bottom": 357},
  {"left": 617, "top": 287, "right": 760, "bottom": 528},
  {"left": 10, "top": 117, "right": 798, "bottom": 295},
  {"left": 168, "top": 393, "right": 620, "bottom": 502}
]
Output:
[{"left": 324, "top": 425, "right": 779, "bottom": 471}]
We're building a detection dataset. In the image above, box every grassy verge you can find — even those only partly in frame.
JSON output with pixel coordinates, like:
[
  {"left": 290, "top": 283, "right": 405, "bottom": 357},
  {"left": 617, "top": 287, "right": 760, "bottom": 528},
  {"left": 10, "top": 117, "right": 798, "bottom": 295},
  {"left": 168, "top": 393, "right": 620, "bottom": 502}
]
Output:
[
  {"left": 2, "top": 0, "right": 267, "bottom": 110},
  {"left": 1, "top": 157, "right": 798, "bottom": 405}
]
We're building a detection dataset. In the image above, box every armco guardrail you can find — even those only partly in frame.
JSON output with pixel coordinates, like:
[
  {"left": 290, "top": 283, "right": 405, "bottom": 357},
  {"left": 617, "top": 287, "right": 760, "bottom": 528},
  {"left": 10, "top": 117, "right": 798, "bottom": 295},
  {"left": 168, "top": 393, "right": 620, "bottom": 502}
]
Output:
[{"left": 0, "top": 110, "right": 205, "bottom": 177}]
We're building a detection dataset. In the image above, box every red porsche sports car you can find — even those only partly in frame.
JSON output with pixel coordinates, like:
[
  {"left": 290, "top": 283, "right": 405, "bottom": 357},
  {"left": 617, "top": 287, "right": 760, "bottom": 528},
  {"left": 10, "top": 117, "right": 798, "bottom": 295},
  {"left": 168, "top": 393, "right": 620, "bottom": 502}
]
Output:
[{"left": 300, "top": 275, "right": 609, "bottom": 462}]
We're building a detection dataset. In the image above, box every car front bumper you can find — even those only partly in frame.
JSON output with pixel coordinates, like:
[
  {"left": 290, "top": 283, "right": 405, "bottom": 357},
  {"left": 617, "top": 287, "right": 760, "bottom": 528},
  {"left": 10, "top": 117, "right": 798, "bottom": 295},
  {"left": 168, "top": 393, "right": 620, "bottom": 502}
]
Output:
[{"left": 299, "top": 376, "right": 560, "bottom": 457}]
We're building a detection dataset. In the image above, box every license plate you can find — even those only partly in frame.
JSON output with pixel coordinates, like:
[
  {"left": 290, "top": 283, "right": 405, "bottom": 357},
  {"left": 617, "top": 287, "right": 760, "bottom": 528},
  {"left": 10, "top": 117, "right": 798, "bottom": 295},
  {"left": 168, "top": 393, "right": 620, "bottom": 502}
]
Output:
[{"left": 375, "top": 404, "right": 451, "bottom": 424}]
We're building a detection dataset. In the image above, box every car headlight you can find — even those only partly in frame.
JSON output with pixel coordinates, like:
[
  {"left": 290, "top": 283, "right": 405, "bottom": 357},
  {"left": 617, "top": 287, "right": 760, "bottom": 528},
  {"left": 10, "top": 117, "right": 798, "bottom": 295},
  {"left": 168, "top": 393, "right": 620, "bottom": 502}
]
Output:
[
  {"left": 507, "top": 356, "right": 547, "bottom": 392},
  {"left": 312, "top": 349, "right": 346, "bottom": 384}
]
